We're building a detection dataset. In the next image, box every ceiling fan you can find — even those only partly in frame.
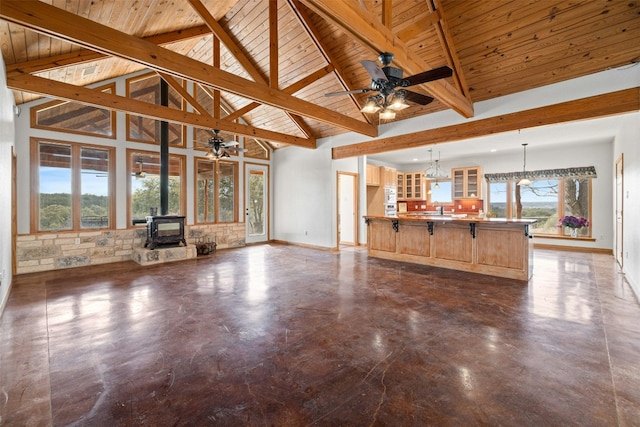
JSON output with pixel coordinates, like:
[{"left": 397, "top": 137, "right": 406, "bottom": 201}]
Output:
[
  {"left": 325, "top": 52, "right": 453, "bottom": 120},
  {"left": 196, "top": 129, "right": 247, "bottom": 160},
  {"left": 133, "top": 156, "right": 146, "bottom": 179}
]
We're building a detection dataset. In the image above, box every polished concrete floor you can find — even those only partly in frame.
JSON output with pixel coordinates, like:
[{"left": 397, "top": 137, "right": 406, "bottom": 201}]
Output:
[{"left": 1, "top": 244, "right": 639, "bottom": 426}]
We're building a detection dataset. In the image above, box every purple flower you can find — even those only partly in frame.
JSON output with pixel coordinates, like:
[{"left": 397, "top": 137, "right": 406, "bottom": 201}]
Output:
[{"left": 558, "top": 215, "right": 589, "bottom": 229}]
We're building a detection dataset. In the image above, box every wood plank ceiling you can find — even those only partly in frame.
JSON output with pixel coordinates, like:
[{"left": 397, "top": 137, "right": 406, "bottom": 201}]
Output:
[{"left": 1, "top": 0, "right": 639, "bottom": 153}]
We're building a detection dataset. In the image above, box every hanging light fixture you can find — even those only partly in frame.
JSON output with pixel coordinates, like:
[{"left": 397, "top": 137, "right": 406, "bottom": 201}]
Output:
[
  {"left": 424, "top": 149, "right": 448, "bottom": 180},
  {"left": 517, "top": 143, "right": 531, "bottom": 186},
  {"left": 360, "top": 91, "right": 409, "bottom": 121}
]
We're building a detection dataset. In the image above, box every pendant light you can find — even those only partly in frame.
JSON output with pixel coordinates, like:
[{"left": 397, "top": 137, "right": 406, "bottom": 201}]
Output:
[{"left": 517, "top": 143, "right": 531, "bottom": 186}]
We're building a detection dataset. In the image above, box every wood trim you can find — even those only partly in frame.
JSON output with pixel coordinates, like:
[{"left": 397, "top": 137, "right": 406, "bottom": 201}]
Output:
[
  {"left": 1, "top": 0, "right": 377, "bottom": 137},
  {"left": 332, "top": 87, "right": 640, "bottom": 159},
  {"left": 533, "top": 243, "right": 613, "bottom": 255},
  {"left": 298, "top": 0, "right": 473, "bottom": 118}
]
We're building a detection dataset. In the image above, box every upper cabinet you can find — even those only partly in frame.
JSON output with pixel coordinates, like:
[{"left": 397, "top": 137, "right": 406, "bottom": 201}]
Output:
[
  {"left": 398, "top": 171, "right": 425, "bottom": 200},
  {"left": 452, "top": 167, "right": 482, "bottom": 198},
  {"left": 381, "top": 166, "right": 397, "bottom": 188},
  {"left": 366, "top": 164, "right": 381, "bottom": 186},
  {"left": 367, "top": 165, "right": 396, "bottom": 187}
]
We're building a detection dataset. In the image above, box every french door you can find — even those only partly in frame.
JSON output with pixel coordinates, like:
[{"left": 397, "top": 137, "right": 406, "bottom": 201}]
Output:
[{"left": 245, "top": 163, "right": 269, "bottom": 244}]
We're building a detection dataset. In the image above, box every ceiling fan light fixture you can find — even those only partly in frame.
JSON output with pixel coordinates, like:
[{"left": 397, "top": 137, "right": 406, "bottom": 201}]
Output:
[
  {"left": 379, "top": 108, "right": 396, "bottom": 120},
  {"left": 388, "top": 95, "right": 409, "bottom": 111},
  {"left": 360, "top": 97, "right": 381, "bottom": 114}
]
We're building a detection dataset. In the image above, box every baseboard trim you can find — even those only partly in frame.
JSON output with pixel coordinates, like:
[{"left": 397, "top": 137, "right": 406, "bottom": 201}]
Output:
[
  {"left": 533, "top": 243, "right": 613, "bottom": 255},
  {"left": 270, "top": 240, "right": 336, "bottom": 252}
]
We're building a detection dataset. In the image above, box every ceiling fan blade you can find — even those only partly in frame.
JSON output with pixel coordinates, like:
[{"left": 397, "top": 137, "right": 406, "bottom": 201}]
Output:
[
  {"left": 402, "top": 66, "right": 453, "bottom": 87},
  {"left": 222, "top": 141, "right": 239, "bottom": 147},
  {"left": 325, "top": 88, "right": 373, "bottom": 97},
  {"left": 361, "top": 60, "right": 388, "bottom": 82},
  {"left": 403, "top": 90, "right": 434, "bottom": 105}
]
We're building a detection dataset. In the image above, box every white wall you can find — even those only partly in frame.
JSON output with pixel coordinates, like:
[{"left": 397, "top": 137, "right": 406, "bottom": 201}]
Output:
[
  {"left": 0, "top": 56, "right": 15, "bottom": 316},
  {"left": 614, "top": 113, "right": 640, "bottom": 296}
]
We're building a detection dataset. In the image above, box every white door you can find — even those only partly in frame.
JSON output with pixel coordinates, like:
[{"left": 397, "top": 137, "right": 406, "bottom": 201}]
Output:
[
  {"left": 245, "top": 164, "right": 269, "bottom": 244},
  {"left": 337, "top": 172, "right": 357, "bottom": 246}
]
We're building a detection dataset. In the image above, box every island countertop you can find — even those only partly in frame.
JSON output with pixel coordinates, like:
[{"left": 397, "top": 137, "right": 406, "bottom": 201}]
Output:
[
  {"left": 364, "top": 215, "right": 536, "bottom": 281},
  {"left": 365, "top": 214, "right": 537, "bottom": 225}
]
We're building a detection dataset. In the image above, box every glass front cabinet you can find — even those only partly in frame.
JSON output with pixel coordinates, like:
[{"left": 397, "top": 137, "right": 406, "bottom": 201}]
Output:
[{"left": 452, "top": 167, "right": 482, "bottom": 199}]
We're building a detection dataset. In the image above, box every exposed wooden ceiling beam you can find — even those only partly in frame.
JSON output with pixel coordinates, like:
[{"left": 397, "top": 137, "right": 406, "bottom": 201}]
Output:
[
  {"left": 8, "top": 73, "right": 316, "bottom": 148},
  {"left": 5, "top": 25, "right": 212, "bottom": 77},
  {"left": 1, "top": 0, "right": 377, "bottom": 138},
  {"left": 222, "top": 65, "right": 335, "bottom": 123},
  {"left": 188, "top": 0, "right": 313, "bottom": 139},
  {"left": 396, "top": 10, "right": 440, "bottom": 43},
  {"left": 289, "top": 0, "right": 367, "bottom": 118},
  {"left": 298, "top": 0, "right": 474, "bottom": 118},
  {"left": 429, "top": 0, "right": 471, "bottom": 100},
  {"left": 332, "top": 87, "right": 640, "bottom": 159},
  {"left": 157, "top": 72, "right": 209, "bottom": 115}
]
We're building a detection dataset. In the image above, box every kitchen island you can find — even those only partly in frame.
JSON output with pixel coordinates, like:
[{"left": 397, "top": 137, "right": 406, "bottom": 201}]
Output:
[{"left": 365, "top": 215, "right": 536, "bottom": 281}]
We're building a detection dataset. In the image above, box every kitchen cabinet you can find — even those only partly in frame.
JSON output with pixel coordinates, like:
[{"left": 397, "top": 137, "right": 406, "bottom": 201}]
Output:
[
  {"left": 381, "top": 166, "right": 397, "bottom": 188},
  {"left": 366, "top": 164, "right": 381, "bottom": 186},
  {"left": 397, "top": 172, "right": 425, "bottom": 200},
  {"left": 452, "top": 167, "right": 481, "bottom": 198}
]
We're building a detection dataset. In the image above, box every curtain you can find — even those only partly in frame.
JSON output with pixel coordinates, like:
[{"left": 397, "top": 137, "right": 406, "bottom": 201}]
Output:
[{"left": 484, "top": 166, "right": 597, "bottom": 183}]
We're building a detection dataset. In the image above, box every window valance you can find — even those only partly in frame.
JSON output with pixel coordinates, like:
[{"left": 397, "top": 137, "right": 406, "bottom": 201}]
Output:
[{"left": 484, "top": 166, "right": 597, "bottom": 183}]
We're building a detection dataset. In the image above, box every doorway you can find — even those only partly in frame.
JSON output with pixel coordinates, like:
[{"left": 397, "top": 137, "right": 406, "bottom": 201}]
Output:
[
  {"left": 615, "top": 154, "right": 624, "bottom": 268},
  {"left": 337, "top": 172, "right": 358, "bottom": 248},
  {"left": 245, "top": 163, "right": 269, "bottom": 244}
]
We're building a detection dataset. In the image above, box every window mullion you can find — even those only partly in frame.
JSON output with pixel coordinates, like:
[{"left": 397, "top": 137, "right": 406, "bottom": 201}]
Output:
[{"left": 72, "top": 145, "right": 82, "bottom": 230}]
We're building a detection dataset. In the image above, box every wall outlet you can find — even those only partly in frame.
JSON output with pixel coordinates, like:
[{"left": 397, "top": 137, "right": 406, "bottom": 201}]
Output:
[
  {"left": 304, "top": 230, "right": 308, "bottom": 235},
  {"left": 75, "top": 238, "right": 80, "bottom": 244}
]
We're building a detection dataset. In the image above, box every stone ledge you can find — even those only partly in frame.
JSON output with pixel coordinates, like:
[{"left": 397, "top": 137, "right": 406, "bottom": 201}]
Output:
[{"left": 131, "top": 245, "right": 197, "bottom": 266}]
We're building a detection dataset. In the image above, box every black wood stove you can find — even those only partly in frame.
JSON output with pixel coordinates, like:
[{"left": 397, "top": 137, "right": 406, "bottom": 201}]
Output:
[{"left": 142, "top": 215, "right": 186, "bottom": 250}]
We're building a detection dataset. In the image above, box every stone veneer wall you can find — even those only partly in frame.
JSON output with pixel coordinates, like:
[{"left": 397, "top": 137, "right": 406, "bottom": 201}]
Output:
[{"left": 15, "top": 223, "right": 246, "bottom": 275}]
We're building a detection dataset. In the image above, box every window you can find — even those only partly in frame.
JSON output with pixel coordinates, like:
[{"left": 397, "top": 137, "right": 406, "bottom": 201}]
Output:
[
  {"left": 195, "top": 159, "right": 238, "bottom": 223},
  {"left": 487, "top": 175, "right": 592, "bottom": 237},
  {"left": 126, "top": 73, "right": 185, "bottom": 146},
  {"left": 515, "top": 179, "right": 560, "bottom": 235},
  {"left": 427, "top": 180, "right": 452, "bottom": 205},
  {"left": 244, "top": 138, "right": 270, "bottom": 160},
  {"left": 32, "top": 139, "right": 114, "bottom": 232},
  {"left": 32, "top": 83, "right": 116, "bottom": 138},
  {"left": 128, "top": 150, "right": 186, "bottom": 224}
]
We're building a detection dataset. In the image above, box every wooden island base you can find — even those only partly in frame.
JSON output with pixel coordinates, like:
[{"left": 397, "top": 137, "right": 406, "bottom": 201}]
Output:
[{"left": 365, "top": 216, "right": 536, "bottom": 281}]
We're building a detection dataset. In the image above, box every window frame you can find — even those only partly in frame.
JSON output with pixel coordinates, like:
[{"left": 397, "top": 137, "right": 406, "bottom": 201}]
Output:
[
  {"left": 487, "top": 177, "right": 593, "bottom": 237},
  {"left": 125, "top": 72, "right": 186, "bottom": 147},
  {"left": 193, "top": 157, "right": 239, "bottom": 224},
  {"left": 30, "top": 137, "right": 115, "bottom": 233},
  {"left": 127, "top": 149, "right": 187, "bottom": 227},
  {"left": 30, "top": 83, "right": 116, "bottom": 139}
]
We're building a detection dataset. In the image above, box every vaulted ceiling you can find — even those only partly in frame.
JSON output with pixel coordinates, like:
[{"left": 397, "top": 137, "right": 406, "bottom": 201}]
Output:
[{"left": 1, "top": 0, "right": 639, "bottom": 154}]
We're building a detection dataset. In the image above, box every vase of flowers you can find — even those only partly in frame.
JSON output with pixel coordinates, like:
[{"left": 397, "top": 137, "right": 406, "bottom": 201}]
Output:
[{"left": 558, "top": 215, "right": 589, "bottom": 237}]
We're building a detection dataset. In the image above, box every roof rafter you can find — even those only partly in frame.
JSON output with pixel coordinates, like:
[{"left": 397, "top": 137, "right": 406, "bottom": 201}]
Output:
[
  {"left": 298, "top": 0, "right": 474, "bottom": 118},
  {"left": 8, "top": 73, "right": 316, "bottom": 148},
  {"left": 0, "top": 0, "right": 377, "bottom": 138},
  {"left": 5, "top": 24, "right": 213, "bottom": 77},
  {"left": 187, "top": 0, "right": 315, "bottom": 139}
]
